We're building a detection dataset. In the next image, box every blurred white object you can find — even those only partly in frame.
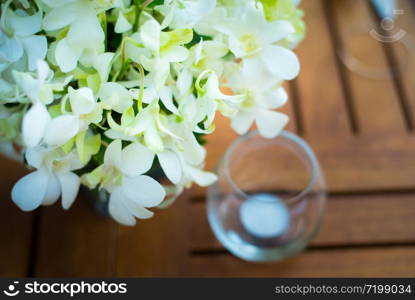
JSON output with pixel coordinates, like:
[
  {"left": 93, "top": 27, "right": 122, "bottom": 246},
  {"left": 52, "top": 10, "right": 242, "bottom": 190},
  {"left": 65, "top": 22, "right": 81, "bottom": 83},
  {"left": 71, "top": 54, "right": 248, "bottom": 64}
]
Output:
[
  {"left": 371, "top": 0, "right": 396, "bottom": 19},
  {"left": 240, "top": 194, "right": 291, "bottom": 239},
  {"left": 293, "top": 0, "right": 301, "bottom": 6}
]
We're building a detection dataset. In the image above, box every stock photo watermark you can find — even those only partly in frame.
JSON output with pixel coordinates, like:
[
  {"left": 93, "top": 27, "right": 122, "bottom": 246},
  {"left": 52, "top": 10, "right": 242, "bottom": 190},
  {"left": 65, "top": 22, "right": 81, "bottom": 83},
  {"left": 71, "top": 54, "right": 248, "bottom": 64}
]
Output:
[
  {"left": 337, "top": 6, "right": 414, "bottom": 80},
  {"left": 370, "top": 9, "right": 406, "bottom": 43},
  {"left": 2, "top": 280, "right": 127, "bottom": 298}
]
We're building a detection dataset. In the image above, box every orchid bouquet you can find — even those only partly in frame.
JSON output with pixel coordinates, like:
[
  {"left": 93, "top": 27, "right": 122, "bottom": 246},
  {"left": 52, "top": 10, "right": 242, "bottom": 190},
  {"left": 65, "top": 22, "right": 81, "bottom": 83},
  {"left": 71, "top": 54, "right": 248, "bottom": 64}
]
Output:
[{"left": 0, "top": 0, "right": 305, "bottom": 225}]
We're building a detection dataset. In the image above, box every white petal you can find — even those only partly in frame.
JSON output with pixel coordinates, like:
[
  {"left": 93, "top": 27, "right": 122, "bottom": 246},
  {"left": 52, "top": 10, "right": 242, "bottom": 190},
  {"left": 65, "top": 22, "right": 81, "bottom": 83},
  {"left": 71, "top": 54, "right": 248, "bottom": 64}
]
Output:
[
  {"left": 162, "top": 46, "right": 188, "bottom": 62},
  {"left": 69, "top": 87, "right": 96, "bottom": 115},
  {"left": 176, "top": 69, "right": 192, "bottom": 97},
  {"left": 12, "top": 170, "right": 49, "bottom": 211},
  {"left": 115, "top": 12, "right": 132, "bottom": 33},
  {"left": 25, "top": 148, "right": 45, "bottom": 169},
  {"left": 122, "top": 175, "right": 165, "bottom": 208},
  {"left": 144, "top": 124, "right": 164, "bottom": 153},
  {"left": 140, "top": 19, "right": 160, "bottom": 52},
  {"left": 186, "top": 0, "right": 216, "bottom": 16},
  {"left": 182, "top": 132, "right": 205, "bottom": 165},
  {"left": 36, "top": 60, "right": 51, "bottom": 82},
  {"left": 142, "top": 87, "right": 158, "bottom": 104},
  {"left": 22, "top": 102, "right": 51, "bottom": 147},
  {"left": 42, "top": 2, "right": 79, "bottom": 31},
  {"left": 104, "top": 129, "right": 136, "bottom": 142},
  {"left": 99, "top": 82, "right": 132, "bottom": 113},
  {"left": 256, "top": 110, "right": 289, "bottom": 138},
  {"left": 42, "top": 174, "right": 61, "bottom": 206},
  {"left": 7, "top": 10, "right": 42, "bottom": 36},
  {"left": 44, "top": 115, "right": 79, "bottom": 146},
  {"left": 262, "top": 45, "right": 300, "bottom": 80},
  {"left": 158, "top": 150, "right": 182, "bottom": 184},
  {"left": 21, "top": 36, "right": 47, "bottom": 71},
  {"left": 159, "top": 86, "right": 178, "bottom": 114},
  {"left": 261, "top": 20, "right": 295, "bottom": 44},
  {"left": 57, "top": 172, "right": 80, "bottom": 209},
  {"left": 119, "top": 142, "right": 155, "bottom": 176},
  {"left": 203, "top": 40, "right": 228, "bottom": 58},
  {"left": 93, "top": 52, "right": 114, "bottom": 82},
  {"left": 109, "top": 186, "right": 136, "bottom": 226},
  {"left": 0, "top": 36, "right": 23, "bottom": 63},
  {"left": 231, "top": 111, "right": 255, "bottom": 135},
  {"left": 104, "top": 139, "right": 122, "bottom": 167},
  {"left": 186, "top": 166, "right": 217, "bottom": 187},
  {"left": 12, "top": 71, "right": 38, "bottom": 101},
  {"left": 55, "top": 38, "right": 83, "bottom": 72},
  {"left": 67, "top": 12, "right": 104, "bottom": 49},
  {"left": 123, "top": 197, "right": 154, "bottom": 219},
  {"left": 42, "top": 0, "right": 74, "bottom": 9}
]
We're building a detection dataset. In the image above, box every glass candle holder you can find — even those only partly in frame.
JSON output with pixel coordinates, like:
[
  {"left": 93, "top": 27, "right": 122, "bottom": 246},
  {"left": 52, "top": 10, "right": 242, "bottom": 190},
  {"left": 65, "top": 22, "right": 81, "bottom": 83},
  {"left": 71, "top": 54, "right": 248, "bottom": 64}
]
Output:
[{"left": 207, "top": 131, "right": 326, "bottom": 262}]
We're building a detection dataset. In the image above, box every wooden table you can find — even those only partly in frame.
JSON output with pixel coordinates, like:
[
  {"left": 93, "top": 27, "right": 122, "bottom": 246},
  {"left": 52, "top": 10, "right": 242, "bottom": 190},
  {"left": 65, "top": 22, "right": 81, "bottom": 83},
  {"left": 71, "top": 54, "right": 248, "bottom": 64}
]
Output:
[{"left": 1, "top": 0, "right": 415, "bottom": 277}]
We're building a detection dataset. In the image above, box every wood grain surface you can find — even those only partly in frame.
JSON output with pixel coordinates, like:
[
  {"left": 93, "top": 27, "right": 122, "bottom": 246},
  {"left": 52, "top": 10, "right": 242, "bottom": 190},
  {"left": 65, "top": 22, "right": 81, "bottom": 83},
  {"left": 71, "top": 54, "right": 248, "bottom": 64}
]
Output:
[{"left": 0, "top": 0, "right": 414, "bottom": 277}]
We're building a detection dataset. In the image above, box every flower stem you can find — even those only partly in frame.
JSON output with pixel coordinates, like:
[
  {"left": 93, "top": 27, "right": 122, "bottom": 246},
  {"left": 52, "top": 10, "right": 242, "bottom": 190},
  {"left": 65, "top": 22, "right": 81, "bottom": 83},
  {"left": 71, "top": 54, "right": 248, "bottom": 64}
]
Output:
[{"left": 132, "top": 0, "right": 142, "bottom": 32}]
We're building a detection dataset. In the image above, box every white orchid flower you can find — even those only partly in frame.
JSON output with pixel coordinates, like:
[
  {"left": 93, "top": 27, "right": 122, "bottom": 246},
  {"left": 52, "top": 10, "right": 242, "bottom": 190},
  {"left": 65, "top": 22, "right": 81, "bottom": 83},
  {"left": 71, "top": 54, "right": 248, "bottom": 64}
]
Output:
[
  {"left": 121, "top": 100, "right": 180, "bottom": 153},
  {"left": 214, "top": 4, "right": 300, "bottom": 80},
  {"left": 98, "top": 82, "right": 133, "bottom": 113},
  {"left": 13, "top": 60, "right": 54, "bottom": 104},
  {"left": 157, "top": 0, "right": 216, "bottom": 30},
  {"left": 167, "top": 122, "right": 217, "bottom": 187},
  {"left": 185, "top": 39, "right": 229, "bottom": 77},
  {"left": 179, "top": 159, "right": 217, "bottom": 188},
  {"left": 227, "top": 69, "right": 289, "bottom": 138},
  {"left": 112, "top": 0, "right": 132, "bottom": 33},
  {"left": 0, "top": 1, "right": 47, "bottom": 71},
  {"left": 12, "top": 61, "right": 54, "bottom": 147},
  {"left": 137, "top": 19, "right": 192, "bottom": 88},
  {"left": 83, "top": 139, "right": 166, "bottom": 226},
  {"left": 79, "top": 50, "right": 115, "bottom": 84},
  {"left": 195, "top": 71, "right": 243, "bottom": 128},
  {"left": 44, "top": 87, "right": 102, "bottom": 147},
  {"left": 42, "top": 0, "right": 106, "bottom": 72},
  {"left": 12, "top": 147, "right": 83, "bottom": 211},
  {"left": 106, "top": 104, "right": 184, "bottom": 184},
  {"left": 142, "top": 83, "right": 178, "bottom": 115}
]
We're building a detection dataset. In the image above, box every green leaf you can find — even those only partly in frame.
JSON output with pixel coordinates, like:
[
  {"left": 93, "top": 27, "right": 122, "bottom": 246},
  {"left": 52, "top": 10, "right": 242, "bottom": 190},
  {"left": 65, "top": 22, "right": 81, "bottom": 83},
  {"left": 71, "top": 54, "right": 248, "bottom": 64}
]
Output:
[
  {"left": 81, "top": 165, "right": 104, "bottom": 189},
  {"left": 48, "top": 104, "right": 62, "bottom": 118},
  {"left": 160, "top": 29, "right": 193, "bottom": 52},
  {"left": 76, "top": 131, "right": 101, "bottom": 165},
  {"left": 86, "top": 73, "right": 101, "bottom": 94},
  {"left": 61, "top": 136, "right": 76, "bottom": 154},
  {"left": 121, "top": 106, "right": 136, "bottom": 126}
]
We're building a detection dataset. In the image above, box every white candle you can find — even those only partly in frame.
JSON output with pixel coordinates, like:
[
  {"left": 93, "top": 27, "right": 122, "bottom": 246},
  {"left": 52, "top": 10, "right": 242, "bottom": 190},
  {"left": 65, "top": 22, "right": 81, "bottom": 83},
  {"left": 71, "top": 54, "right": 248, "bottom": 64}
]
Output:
[{"left": 239, "top": 194, "right": 290, "bottom": 239}]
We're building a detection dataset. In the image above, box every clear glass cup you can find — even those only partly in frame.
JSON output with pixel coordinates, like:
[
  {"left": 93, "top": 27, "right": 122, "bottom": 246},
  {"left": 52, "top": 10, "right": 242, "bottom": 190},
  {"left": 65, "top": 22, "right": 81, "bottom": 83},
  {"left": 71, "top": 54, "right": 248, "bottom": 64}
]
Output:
[{"left": 207, "top": 131, "right": 326, "bottom": 262}]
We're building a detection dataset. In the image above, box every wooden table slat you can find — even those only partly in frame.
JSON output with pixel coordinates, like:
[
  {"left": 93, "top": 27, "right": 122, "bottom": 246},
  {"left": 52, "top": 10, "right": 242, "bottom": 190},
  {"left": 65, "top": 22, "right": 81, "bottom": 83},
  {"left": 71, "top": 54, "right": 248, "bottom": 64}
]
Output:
[
  {"left": 190, "top": 247, "right": 415, "bottom": 277},
  {"left": 389, "top": 0, "right": 415, "bottom": 131},
  {"left": 0, "top": 158, "right": 33, "bottom": 277},
  {"left": 114, "top": 193, "right": 190, "bottom": 277},
  {"left": 296, "top": 0, "right": 353, "bottom": 138},
  {"left": 1, "top": 0, "right": 415, "bottom": 278},
  {"left": 34, "top": 197, "right": 116, "bottom": 277}
]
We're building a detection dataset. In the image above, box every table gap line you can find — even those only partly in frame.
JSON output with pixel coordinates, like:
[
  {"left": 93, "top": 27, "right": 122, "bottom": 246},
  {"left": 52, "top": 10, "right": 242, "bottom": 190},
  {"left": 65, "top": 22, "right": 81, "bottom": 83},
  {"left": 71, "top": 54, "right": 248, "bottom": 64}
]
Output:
[
  {"left": 188, "top": 188, "right": 415, "bottom": 203},
  {"left": 26, "top": 209, "right": 42, "bottom": 277},
  {"left": 109, "top": 224, "right": 118, "bottom": 276},
  {"left": 190, "top": 241, "right": 415, "bottom": 257},
  {"left": 322, "top": 0, "right": 360, "bottom": 135},
  {"left": 288, "top": 80, "right": 304, "bottom": 136}
]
